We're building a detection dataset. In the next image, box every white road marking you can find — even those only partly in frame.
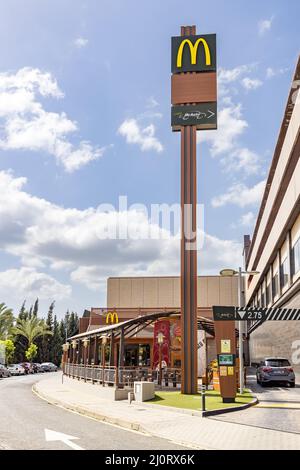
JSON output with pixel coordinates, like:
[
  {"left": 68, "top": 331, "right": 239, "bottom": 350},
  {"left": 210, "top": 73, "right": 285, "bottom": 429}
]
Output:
[{"left": 44, "top": 429, "right": 84, "bottom": 450}]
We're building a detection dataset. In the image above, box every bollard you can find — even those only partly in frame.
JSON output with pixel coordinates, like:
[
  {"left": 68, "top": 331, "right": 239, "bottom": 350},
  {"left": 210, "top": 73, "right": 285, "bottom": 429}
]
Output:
[{"left": 201, "top": 384, "right": 206, "bottom": 412}]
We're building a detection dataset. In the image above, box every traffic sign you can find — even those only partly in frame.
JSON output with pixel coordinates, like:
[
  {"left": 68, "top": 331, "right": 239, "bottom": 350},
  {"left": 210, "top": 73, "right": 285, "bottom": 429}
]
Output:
[{"left": 213, "top": 306, "right": 300, "bottom": 321}]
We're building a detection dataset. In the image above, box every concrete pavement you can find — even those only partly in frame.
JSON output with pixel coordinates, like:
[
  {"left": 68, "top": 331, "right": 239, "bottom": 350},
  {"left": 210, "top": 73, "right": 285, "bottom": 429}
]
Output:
[
  {"left": 212, "top": 369, "right": 300, "bottom": 434},
  {"left": 0, "top": 374, "right": 187, "bottom": 450},
  {"left": 34, "top": 372, "right": 300, "bottom": 450}
]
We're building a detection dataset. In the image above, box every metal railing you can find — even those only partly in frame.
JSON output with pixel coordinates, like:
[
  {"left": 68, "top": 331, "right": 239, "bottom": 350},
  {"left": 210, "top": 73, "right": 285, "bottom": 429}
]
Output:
[{"left": 63, "top": 363, "right": 181, "bottom": 388}]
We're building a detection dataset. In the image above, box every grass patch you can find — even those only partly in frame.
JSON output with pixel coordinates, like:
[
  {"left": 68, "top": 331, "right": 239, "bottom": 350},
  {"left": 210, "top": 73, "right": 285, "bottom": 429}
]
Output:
[{"left": 149, "top": 389, "right": 254, "bottom": 411}]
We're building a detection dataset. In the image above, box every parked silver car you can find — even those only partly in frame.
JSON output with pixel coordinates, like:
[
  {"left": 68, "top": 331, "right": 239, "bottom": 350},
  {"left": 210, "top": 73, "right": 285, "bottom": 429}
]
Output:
[
  {"left": 0, "top": 364, "right": 11, "bottom": 378},
  {"left": 256, "top": 357, "right": 295, "bottom": 387},
  {"left": 7, "top": 364, "right": 25, "bottom": 376}
]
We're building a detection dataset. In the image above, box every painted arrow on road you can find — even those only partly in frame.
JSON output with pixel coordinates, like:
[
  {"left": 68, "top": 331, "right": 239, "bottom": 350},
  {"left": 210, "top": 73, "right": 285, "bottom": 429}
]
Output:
[{"left": 45, "top": 429, "right": 84, "bottom": 450}]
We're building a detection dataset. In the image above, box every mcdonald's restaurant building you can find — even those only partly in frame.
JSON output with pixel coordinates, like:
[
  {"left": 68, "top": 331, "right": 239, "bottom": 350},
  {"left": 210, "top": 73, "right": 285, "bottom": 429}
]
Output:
[
  {"left": 79, "top": 275, "right": 238, "bottom": 374},
  {"left": 245, "top": 56, "right": 300, "bottom": 373}
]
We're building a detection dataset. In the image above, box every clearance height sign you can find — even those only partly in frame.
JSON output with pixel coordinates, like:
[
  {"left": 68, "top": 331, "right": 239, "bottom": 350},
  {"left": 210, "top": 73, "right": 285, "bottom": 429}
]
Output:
[{"left": 171, "top": 33, "right": 217, "bottom": 130}]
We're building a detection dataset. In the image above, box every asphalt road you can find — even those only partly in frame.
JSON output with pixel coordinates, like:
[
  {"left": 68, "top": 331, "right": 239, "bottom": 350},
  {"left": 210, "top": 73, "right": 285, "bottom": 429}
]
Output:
[
  {"left": 0, "top": 374, "right": 188, "bottom": 450},
  {"left": 211, "top": 370, "right": 300, "bottom": 434}
]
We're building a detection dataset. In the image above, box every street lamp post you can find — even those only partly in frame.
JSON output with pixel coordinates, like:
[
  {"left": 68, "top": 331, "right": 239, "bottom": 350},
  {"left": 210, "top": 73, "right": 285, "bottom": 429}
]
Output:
[
  {"left": 220, "top": 267, "right": 259, "bottom": 394},
  {"left": 101, "top": 335, "right": 107, "bottom": 387},
  {"left": 157, "top": 332, "right": 165, "bottom": 387},
  {"left": 237, "top": 267, "right": 244, "bottom": 394}
]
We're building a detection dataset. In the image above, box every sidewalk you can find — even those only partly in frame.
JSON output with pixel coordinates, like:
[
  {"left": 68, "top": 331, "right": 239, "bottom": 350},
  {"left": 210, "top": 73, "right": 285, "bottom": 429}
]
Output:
[{"left": 34, "top": 373, "right": 300, "bottom": 450}]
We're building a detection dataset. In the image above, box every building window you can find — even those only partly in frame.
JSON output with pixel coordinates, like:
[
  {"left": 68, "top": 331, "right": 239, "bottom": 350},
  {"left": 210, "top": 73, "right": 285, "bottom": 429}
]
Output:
[
  {"left": 272, "top": 271, "right": 279, "bottom": 298},
  {"left": 266, "top": 283, "right": 271, "bottom": 305},
  {"left": 292, "top": 237, "right": 300, "bottom": 275},
  {"left": 260, "top": 288, "right": 265, "bottom": 307},
  {"left": 280, "top": 258, "right": 289, "bottom": 288}
]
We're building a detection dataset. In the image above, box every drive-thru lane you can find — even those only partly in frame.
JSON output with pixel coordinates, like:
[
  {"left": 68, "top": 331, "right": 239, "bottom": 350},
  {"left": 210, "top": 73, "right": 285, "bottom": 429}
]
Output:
[
  {"left": 0, "top": 374, "right": 188, "bottom": 450},
  {"left": 211, "top": 370, "right": 300, "bottom": 434}
]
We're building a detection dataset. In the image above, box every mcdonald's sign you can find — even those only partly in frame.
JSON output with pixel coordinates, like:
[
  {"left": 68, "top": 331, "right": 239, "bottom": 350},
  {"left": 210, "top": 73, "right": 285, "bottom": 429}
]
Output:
[
  {"left": 171, "top": 34, "right": 216, "bottom": 74},
  {"left": 105, "top": 311, "right": 119, "bottom": 324}
]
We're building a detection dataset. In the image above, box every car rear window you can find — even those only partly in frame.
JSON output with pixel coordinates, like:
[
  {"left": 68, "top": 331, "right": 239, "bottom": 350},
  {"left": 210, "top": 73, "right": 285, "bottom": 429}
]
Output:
[{"left": 265, "top": 359, "right": 290, "bottom": 367}]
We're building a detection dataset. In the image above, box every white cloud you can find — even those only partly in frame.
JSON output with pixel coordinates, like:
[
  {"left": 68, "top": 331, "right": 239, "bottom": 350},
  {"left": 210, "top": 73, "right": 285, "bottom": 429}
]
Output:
[
  {"left": 0, "top": 170, "right": 243, "bottom": 295},
  {"left": 198, "top": 104, "right": 247, "bottom": 155},
  {"left": 258, "top": 17, "right": 273, "bottom": 36},
  {"left": 211, "top": 180, "right": 265, "bottom": 208},
  {"left": 266, "top": 67, "right": 289, "bottom": 79},
  {"left": 0, "top": 67, "right": 109, "bottom": 171},
  {"left": 74, "top": 37, "right": 89, "bottom": 48},
  {"left": 218, "top": 65, "right": 255, "bottom": 85},
  {"left": 198, "top": 100, "right": 261, "bottom": 175},
  {"left": 241, "top": 77, "right": 263, "bottom": 91},
  {"left": 222, "top": 148, "right": 260, "bottom": 175},
  {"left": 146, "top": 96, "right": 159, "bottom": 108},
  {"left": 240, "top": 211, "right": 256, "bottom": 227},
  {"left": 118, "top": 118, "right": 163, "bottom": 153},
  {"left": 218, "top": 64, "right": 257, "bottom": 97},
  {"left": 0, "top": 267, "right": 71, "bottom": 301}
]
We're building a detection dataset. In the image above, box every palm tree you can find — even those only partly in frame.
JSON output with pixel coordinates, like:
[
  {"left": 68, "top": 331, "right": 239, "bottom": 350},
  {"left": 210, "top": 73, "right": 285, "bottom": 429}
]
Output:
[
  {"left": 12, "top": 316, "right": 53, "bottom": 346},
  {"left": 0, "top": 303, "right": 13, "bottom": 339}
]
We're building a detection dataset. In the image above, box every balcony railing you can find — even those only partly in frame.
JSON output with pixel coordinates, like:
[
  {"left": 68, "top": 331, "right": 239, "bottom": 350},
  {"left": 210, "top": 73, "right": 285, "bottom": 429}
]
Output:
[{"left": 63, "top": 363, "right": 181, "bottom": 388}]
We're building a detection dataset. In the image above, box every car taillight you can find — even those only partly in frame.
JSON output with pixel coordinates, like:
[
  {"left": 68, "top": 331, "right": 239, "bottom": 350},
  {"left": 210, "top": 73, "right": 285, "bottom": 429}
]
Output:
[
  {"left": 262, "top": 367, "right": 272, "bottom": 372},
  {"left": 287, "top": 367, "right": 294, "bottom": 372}
]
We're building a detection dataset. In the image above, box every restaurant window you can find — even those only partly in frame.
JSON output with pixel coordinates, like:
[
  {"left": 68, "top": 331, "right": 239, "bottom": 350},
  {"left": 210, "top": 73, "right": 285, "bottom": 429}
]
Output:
[
  {"left": 272, "top": 271, "right": 279, "bottom": 298},
  {"left": 280, "top": 258, "right": 289, "bottom": 288},
  {"left": 292, "top": 237, "right": 300, "bottom": 275}
]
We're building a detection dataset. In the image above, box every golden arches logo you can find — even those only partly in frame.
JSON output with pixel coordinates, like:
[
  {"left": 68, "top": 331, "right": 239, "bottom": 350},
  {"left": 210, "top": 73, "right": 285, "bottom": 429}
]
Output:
[
  {"left": 106, "top": 311, "right": 119, "bottom": 324},
  {"left": 176, "top": 38, "right": 211, "bottom": 68}
]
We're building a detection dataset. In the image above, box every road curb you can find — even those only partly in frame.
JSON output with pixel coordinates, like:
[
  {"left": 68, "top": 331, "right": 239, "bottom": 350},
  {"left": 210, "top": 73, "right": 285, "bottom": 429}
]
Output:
[
  {"left": 202, "top": 397, "right": 259, "bottom": 417},
  {"left": 32, "top": 383, "right": 147, "bottom": 435},
  {"left": 133, "top": 396, "right": 258, "bottom": 417}
]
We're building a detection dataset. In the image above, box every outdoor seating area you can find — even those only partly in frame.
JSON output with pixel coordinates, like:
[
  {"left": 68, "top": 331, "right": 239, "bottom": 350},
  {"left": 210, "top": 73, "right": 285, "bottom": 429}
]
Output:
[{"left": 63, "top": 363, "right": 181, "bottom": 389}]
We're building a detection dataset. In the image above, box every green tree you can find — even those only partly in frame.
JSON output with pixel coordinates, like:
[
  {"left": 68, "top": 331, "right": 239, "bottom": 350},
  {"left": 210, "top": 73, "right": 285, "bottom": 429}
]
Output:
[
  {"left": 25, "top": 343, "right": 38, "bottom": 362},
  {"left": 68, "top": 311, "right": 79, "bottom": 337},
  {"left": 12, "top": 316, "right": 53, "bottom": 348},
  {"left": 32, "top": 298, "right": 39, "bottom": 317},
  {"left": 0, "top": 303, "right": 13, "bottom": 340},
  {"left": 51, "top": 315, "right": 63, "bottom": 366},
  {"left": 0, "top": 339, "right": 15, "bottom": 364}
]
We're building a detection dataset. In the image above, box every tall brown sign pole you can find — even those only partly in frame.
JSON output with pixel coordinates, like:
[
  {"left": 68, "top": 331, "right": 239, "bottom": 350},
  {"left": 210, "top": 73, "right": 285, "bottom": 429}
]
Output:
[
  {"left": 180, "top": 25, "right": 198, "bottom": 395},
  {"left": 171, "top": 26, "right": 217, "bottom": 394}
]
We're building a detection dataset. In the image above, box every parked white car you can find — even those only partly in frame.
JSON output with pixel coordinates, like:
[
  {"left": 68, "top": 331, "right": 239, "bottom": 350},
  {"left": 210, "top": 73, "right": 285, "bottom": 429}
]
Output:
[{"left": 7, "top": 364, "right": 25, "bottom": 376}]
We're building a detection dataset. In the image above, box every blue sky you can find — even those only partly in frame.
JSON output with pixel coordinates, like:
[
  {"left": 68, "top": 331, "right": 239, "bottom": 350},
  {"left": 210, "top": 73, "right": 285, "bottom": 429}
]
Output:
[{"left": 0, "top": 0, "right": 299, "bottom": 317}]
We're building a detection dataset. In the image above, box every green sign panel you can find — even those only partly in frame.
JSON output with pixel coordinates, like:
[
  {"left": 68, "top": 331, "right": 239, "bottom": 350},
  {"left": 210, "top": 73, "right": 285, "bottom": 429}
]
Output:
[
  {"left": 171, "top": 102, "right": 217, "bottom": 130},
  {"left": 218, "top": 354, "right": 235, "bottom": 366}
]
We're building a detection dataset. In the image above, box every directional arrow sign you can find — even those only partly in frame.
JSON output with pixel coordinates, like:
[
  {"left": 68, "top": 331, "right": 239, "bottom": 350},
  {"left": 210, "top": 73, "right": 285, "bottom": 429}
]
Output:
[
  {"left": 171, "top": 102, "right": 217, "bottom": 130},
  {"left": 45, "top": 429, "right": 84, "bottom": 450}
]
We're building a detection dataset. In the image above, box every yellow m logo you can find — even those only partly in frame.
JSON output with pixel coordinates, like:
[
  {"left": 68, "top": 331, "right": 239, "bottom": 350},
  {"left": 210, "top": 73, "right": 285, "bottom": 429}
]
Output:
[
  {"left": 106, "top": 311, "right": 119, "bottom": 324},
  {"left": 176, "top": 38, "right": 211, "bottom": 68}
]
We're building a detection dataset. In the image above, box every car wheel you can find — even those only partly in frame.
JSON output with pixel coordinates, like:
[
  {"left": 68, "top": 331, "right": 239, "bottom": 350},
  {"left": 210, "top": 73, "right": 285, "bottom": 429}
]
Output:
[
  {"left": 256, "top": 376, "right": 261, "bottom": 384},
  {"left": 289, "top": 382, "right": 295, "bottom": 388},
  {"left": 261, "top": 381, "right": 267, "bottom": 387}
]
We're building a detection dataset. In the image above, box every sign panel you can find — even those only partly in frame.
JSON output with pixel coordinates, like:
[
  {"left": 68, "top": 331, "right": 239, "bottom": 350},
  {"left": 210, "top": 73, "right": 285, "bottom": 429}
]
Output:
[
  {"left": 227, "top": 366, "right": 234, "bottom": 376},
  {"left": 218, "top": 354, "right": 235, "bottom": 366},
  {"left": 213, "top": 306, "right": 236, "bottom": 321},
  {"left": 213, "top": 306, "right": 300, "bottom": 321},
  {"left": 219, "top": 366, "right": 227, "bottom": 377},
  {"left": 172, "top": 102, "right": 217, "bottom": 130},
  {"left": 221, "top": 339, "right": 231, "bottom": 353},
  {"left": 171, "top": 34, "right": 216, "bottom": 74}
]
